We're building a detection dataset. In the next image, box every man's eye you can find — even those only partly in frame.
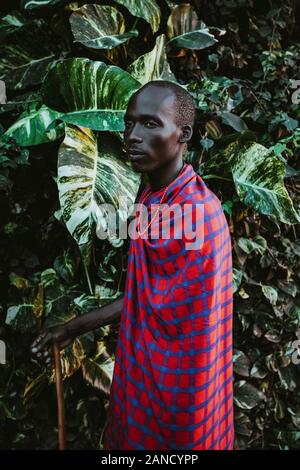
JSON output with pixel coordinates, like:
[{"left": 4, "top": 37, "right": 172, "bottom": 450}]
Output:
[{"left": 124, "top": 120, "right": 156, "bottom": 128}]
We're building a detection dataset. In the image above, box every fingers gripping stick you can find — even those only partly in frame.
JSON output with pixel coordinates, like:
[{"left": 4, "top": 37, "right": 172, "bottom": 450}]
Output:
[{"left": 53, "top": 342, "right": 66, "bottom": 450}]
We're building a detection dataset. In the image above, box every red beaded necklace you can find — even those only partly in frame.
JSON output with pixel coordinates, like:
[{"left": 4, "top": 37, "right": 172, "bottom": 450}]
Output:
[{"left": 137, "top": 162, "right": 185, "bottom": 238}]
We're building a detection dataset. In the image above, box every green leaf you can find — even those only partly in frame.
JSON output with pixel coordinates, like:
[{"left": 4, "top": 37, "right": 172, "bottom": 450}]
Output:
[
  {"left": 234, "top": 380, "right": 266, "bottom": 410},
  {"left": 4, "top": 105, "right": 64, "bottom": 146},
  {"left": 261, "top": 285, "right": 278, "bottom": 305},
  {"left": 94, "top": 285, "right": 122, "bottom": 306},
  {"left": 166, "top": 3, "right": 225, "bottom": 50},
  {"left": 127, "top": 33, "right": 177, "bottom": 84},
  {"left": 53, "top": 250, "right": 76, "bottom": 284},
  {"left": 59, "top": 337, "right": 86, "bottom": 379},
  {"left": 57, "top": 124, "right": 141, "bottom": 259},
  {"left": 114, "top": 0, "right": 161, "bottom": 33},
  {"left": 54, "top": 110, "right": 126, "bottom": 132},
  {"left": 81, "top": 341, "right": 115, "bottom": 395},
  {"left": 250, "top": 358, "right": 268, "bottom": 379},
  {"left": 0, "top": 91, "right": 42, "bottom": 114},
  {"left": 0, "top": 19, "right": 58, "bottom": 90},
  {"left": 0, "top": 11, "right": 26, "bottom": 41},
  {"left": 20, "top": 0, "right": 65, "bottom": 8},
  {"left": 200, "top": 137, "right": 214, "bottom": 151},
  {"left": 236, "top": 235, "right": 267, "bottom": 255},
  {"left": 24, "top": 372, "right": 48, "bottom": 403},
  {"left": 167, "top": 29, "right": 218, "bottom": 50},
  {"left": 5, "top": 304, "right": 37, "bottom": 333},
  {"left": 233, "top": 268, "right": 243, "bottom": 293},
  {"left": 233, "top": 349, "right": 250, "bottom": 377},
  {"left": 228, "top": 142, "right": 300, "bottom": 224},
  {"left": 219, "top": 111, "right": 248, "bottom": 132},
  {"left": 41, "top": 57, "right": 141, "bottom": 111},
  {"left": 73, "top": 293, "right": 99, "bottom": 313},
  {"left": 69, "top": 4, "right": 138, "bottom": 50}
]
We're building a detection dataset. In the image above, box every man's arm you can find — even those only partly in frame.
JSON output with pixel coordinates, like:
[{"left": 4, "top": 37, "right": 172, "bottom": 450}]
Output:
[
  {"left": 31, "top": 293, "right": 124, "bottom": 366},
  {"left": 66, "top": 293, "right": 124, "bottom": 337}
]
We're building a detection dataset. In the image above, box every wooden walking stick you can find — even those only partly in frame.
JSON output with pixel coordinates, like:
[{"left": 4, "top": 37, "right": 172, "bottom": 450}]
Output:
[{"left": 53, "top": 342, "right": 66, "bottom": 450}]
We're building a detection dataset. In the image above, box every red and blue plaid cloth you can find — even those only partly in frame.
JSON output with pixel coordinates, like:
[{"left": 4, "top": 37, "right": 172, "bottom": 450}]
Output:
[{"left": 102, "top": 162, "right": 234, "bottom": 450}]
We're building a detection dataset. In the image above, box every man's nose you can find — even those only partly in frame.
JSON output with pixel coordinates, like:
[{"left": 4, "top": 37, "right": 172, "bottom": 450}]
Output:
[{"left": 125, "top": 123, "right": 143, "bottom": 143}]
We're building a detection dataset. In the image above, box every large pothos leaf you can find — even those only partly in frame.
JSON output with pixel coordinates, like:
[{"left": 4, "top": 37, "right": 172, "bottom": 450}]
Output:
[
  {"left": 4, "top": 104, "right": 64, "bottom": 146},
  {"left": 114, "top": 0, "right": 161, "bottom": 33},
  {"left": 49, "top": 110, "right": 126, "bottom": 132},
  {"left": 127, "top": 33, "right": 177, "bottom": 85},
  {"left": 0, "top": 19, "right": 59, "bottom": 90},
  {"left": 57, "top": 124, "right": 141, "bottom": 265},
  {"left": 166, "top": 3, "right": 225, "bottom": 50},
  {"left": 41, "top": 57, "right": 141, "bottom": 130},
  {"left": 227, "top": 141, "right": 300, "bottom": 224},
  {"left": 69, "top": 4, "right": 138, "bottom": 50}
]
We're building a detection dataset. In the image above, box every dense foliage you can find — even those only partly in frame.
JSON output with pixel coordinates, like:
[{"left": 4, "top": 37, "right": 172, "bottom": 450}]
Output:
[{"left": 0, "top": 0, "right": 299, "bottom": 450}]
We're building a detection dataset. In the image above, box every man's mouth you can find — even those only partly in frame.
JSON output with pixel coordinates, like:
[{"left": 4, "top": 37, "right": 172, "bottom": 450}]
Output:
[{"left": 128, "top": 153, "right": 146, "bottom": 161}]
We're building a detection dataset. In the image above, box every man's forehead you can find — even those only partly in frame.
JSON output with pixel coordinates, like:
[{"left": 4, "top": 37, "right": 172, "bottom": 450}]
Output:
[{"left": 126, "top": 87, "right": 175, "bottom": 119}]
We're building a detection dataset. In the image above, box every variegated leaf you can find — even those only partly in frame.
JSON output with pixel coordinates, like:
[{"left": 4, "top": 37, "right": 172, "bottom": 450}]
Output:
[
  {"left": 228, "top": 142, "right": 300, "bottom": 224},
  {"left": 81, "top": 341, "right": 115, "bottom": 395},
  {"left": 127, "top": 33, "right": 177, "bottom": 84},
  {"left": 41, "top": 57, "right": 141, "bottom": 111},
  {"left": 58, "top": 337, "right": 86, "bottom": 379},
  {"left": 6, "top": 304, "right": 37, "bottom": 333},
  {"left": 57, "top": 110, "right": 126, "bottom": 131},
  {"left": 24, "top": 372, "right": 48, "bottom": 403},
  {"left": 114, "top": 0, "right": 161, "bottom": 33},
  {"left": 70, "top": 4, "right": 138, "bottom": 50},
  {"left": 166, "top": 3, "right": 225, "bottom": 50},
  {"left": 234, "top": 381, "right": 266, "bottom": 410},
  {"left": 57, "top": 124, "right": 141, "bottom": 255},
  {"left": 0, "top": 19, "right": 58, "bottom": 90},
  {"left": 94, "top": 285, "right": 122, "bottom": 306},
  {"left": 20, "top": 0, "right": 65, "bottom": 8},
  {"left": 4, "top": 104, "right": 64, "bottom": 146}
]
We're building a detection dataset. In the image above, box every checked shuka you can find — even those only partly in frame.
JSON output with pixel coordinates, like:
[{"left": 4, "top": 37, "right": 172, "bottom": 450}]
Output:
[{"left": 102, "top": 162, "right": 234, "bottom": 450}]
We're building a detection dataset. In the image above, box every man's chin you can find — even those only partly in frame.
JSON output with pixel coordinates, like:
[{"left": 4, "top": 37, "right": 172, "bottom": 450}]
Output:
[{"left": 129, "top": 159, "right": 149, "bottom": 172}]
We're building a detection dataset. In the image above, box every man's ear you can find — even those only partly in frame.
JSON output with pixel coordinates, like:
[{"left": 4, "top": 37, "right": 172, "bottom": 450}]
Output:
[{"left": 179, "top": 125, "right": 193, "bottom": 142}]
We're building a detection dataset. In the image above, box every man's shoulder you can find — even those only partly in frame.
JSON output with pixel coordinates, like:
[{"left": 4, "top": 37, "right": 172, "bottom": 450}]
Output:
[{"left": 180, "top": 175, "right": 224, "bottom": 215}]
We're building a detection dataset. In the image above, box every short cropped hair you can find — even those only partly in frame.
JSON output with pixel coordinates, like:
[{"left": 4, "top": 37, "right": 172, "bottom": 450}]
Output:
[{"left": 132, "top": 80, "right": 196, "bottom": 130}]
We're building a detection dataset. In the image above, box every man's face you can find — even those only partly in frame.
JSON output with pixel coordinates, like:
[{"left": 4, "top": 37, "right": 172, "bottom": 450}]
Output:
[{"left": 123, "top": 86, "right": 184, "bottom": 173}]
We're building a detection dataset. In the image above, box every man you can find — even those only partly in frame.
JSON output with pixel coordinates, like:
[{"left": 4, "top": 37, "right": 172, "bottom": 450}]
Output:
[{"left": 31, "top": 80, "right": 234, "bottom": 450}]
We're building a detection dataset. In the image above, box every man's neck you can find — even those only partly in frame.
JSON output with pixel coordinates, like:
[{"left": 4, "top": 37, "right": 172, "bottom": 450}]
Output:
[{"left": 147, "top": 159, "right": 185, "bottom": 192}]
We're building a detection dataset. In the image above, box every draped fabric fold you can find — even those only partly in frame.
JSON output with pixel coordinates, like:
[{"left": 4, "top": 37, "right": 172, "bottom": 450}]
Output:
[{"left": 102, "top": 162, "right": 234, "bottom": 450}]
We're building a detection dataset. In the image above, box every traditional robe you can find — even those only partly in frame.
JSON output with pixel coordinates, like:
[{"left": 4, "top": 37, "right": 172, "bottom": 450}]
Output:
[{"left": 102, "top": 162, "right": 234, "bottom": 450}]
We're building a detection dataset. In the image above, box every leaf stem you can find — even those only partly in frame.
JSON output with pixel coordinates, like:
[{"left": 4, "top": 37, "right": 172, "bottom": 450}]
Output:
[{"left": 202, "top": 174, "right": 233, "bottom": 182}]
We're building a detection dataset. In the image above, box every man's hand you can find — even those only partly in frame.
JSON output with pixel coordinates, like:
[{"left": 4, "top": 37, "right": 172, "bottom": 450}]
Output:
[{"left": 30, "top": 324, "right": 74, "bottom": 368}]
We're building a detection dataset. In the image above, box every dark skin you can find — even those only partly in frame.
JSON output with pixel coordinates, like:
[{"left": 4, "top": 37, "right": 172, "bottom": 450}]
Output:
[
  {"left": 30, "top": 84, "right": 193, "bottom": 367},
  {"left": 124, "top": 86, "right": 193, "bottom": 190}
]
